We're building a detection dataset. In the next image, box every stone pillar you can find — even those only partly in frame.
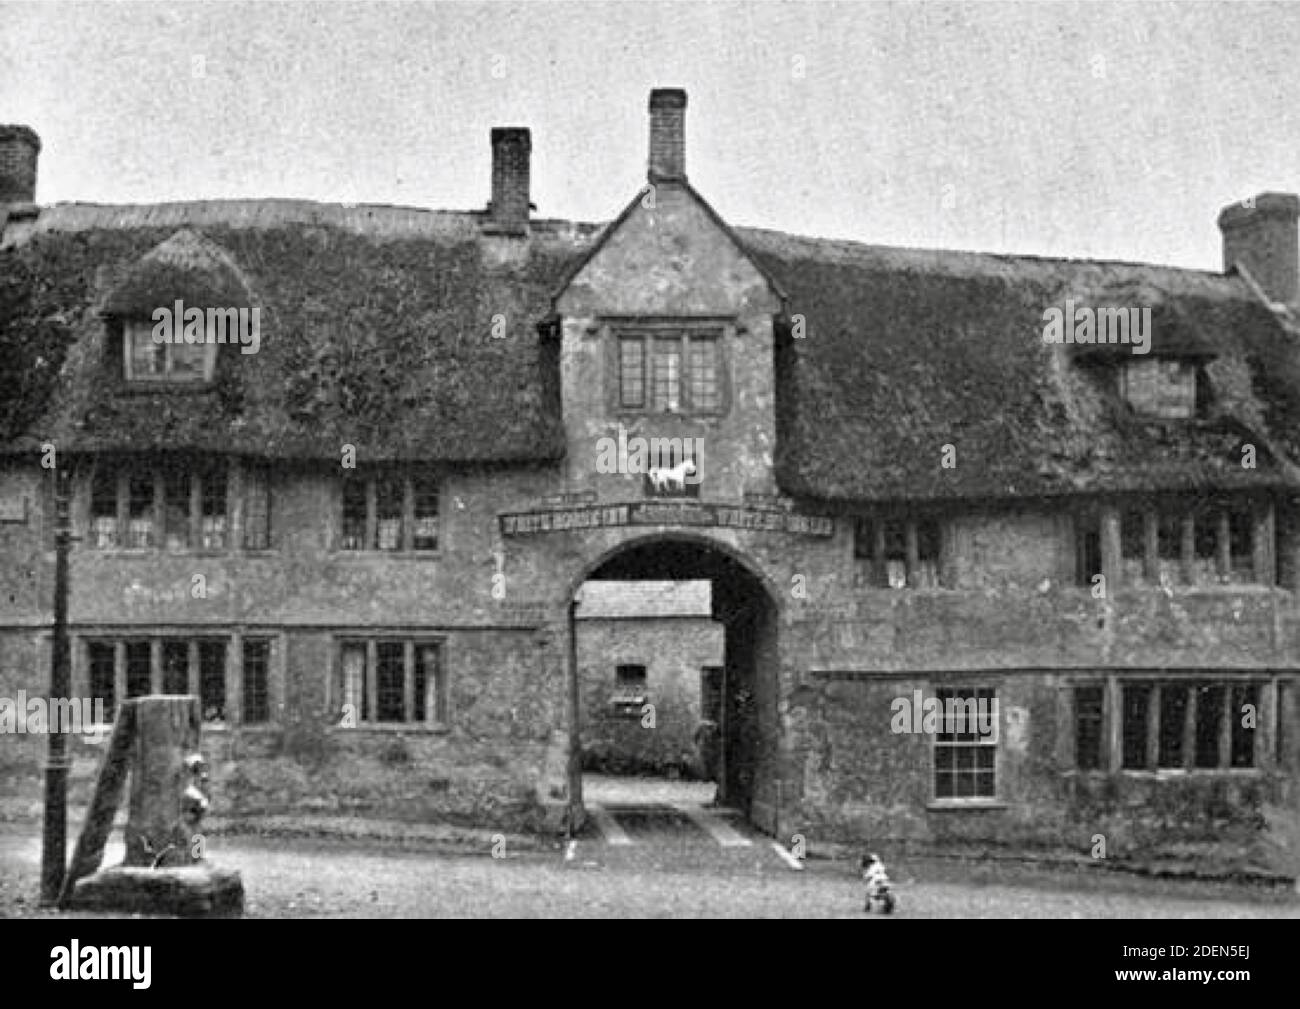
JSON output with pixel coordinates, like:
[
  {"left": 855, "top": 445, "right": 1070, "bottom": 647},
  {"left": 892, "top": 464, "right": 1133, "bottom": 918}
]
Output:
[{"left": 123, "top": 695, "right": 202, "bottom": 866}]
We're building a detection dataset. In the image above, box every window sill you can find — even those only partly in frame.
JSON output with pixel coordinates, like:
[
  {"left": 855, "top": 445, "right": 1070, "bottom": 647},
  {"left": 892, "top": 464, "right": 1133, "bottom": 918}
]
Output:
[
  {"left": 613, "top": 409, "right": 726, "bottom": 421},
  {"left": 83, "top": 720, "right": 239, "bottom": 734},
  {"left": 117, "top": 380, "right": 218, "bottom": 395},
  {"left": 330, "top": 550, "right": 441, "bottom": 559},
  {"left": 76, "top": 547, "right": 279, "bottom": 557},
  {"left": 926, "top": 799, "right": 1006, "bottom": 811},
  {"left": 1106, "top": 582, "right": 1277, "bottom": 594},
  {"left": 1116, "top": 767, "right": 1262, "bottom": 778},
  {"left": 852, "top": 583, "right": 954, "bottom": 593},
  {"left": 329, "top": 722, "right": 450, "bottom": 735}
]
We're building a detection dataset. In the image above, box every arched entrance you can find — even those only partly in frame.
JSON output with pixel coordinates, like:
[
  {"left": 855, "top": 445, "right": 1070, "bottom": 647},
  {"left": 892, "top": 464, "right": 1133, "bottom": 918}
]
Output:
[{"left": 565, "top": 534, "right": 782, "bottom": 833}]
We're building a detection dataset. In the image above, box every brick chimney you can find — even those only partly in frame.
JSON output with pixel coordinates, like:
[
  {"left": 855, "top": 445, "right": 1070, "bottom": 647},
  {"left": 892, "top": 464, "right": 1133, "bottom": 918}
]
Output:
[
  {"left": 1218, "top": 192, "right": 1299, "bottom": 307},
  {"left": 0, "top": 125, "right": 41, "bottom": 204},
  {"left": 648, "top": 88, "right": 687, "bottom": 183},
  {"left": 486, "top": 127, "right": 530, "bottom": 236}
]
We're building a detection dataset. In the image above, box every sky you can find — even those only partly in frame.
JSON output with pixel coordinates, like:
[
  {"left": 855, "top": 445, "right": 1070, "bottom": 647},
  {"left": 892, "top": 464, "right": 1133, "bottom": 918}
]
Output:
[{"left": 1, "top": 1, "right": 1297, "bottom": 270}]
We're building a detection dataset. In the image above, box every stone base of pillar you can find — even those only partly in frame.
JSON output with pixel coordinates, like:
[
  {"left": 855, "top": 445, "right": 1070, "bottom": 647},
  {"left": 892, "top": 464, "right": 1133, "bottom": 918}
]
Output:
[{"left": 63, "top": 863, "right": 244, "bottom": 918}]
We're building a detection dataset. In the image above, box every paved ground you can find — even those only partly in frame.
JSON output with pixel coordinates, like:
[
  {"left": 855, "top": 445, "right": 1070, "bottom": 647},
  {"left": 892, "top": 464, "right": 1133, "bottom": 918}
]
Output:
[
  {"left": 2, "top": 801, "right": 1296, "bottom": 918},
  {"left": 582, "top": 774, "right": 717, "bottom": 807}
]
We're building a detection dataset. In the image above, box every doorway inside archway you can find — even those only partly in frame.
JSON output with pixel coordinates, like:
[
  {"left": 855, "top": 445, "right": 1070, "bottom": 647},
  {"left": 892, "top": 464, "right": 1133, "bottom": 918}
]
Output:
[{"left": 569, "top": 536, "right": 781, "bottom": 831}]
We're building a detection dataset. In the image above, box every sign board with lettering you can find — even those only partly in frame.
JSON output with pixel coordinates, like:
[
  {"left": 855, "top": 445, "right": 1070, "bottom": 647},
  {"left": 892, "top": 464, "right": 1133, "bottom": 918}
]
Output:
[
  {"left": 496, "top": 601, "right": 550, "bottom": 624},
  {"left": 500, "top": 502, "right": 834, "bottom": 538}
]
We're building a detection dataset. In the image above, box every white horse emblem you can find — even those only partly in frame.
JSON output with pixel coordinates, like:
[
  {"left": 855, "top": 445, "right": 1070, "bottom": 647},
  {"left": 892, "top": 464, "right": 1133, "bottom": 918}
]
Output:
[{"left": 647, "top": 459, "right": 697, "bottom": 492}]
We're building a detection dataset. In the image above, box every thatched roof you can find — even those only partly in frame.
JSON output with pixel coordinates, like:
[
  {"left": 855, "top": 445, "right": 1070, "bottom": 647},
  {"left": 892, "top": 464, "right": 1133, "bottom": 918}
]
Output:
[
  {"left": 0, "top": 202, "right": 599, "bottom": 463},
  {"left": 741, "top": 227, "right": 1300, "bottom": 501},
  {"left": 101, "top": 228, "right": 253, "bottom": 317},
  {"left": 2, "top": 197, "right": 1298, "bottom": 502}
]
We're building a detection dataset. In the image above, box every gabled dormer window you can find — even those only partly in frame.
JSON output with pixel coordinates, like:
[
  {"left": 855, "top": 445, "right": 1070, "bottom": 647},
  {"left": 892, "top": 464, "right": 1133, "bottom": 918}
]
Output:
[
  {"left": 123, "top": 319, "right": 216, "bottom": 383},
  {"left": 103, "top": 229, "right": 252, "bottom": 385},
  {"left": 1118, "top": 358, "right": 1199, "bottom": 419}
]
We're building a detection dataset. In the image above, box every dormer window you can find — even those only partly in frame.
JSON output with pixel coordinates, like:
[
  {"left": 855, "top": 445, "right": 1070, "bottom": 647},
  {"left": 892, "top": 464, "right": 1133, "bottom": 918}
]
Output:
[
  {"left": 123, "top": 319, "right": 215, "bottom": 383},
  {"left": 103, "top": 229, "right": 252, "bottom": 385},
  {"left": 1118, "top": 358, "right": 1198, "bottom": 419}
]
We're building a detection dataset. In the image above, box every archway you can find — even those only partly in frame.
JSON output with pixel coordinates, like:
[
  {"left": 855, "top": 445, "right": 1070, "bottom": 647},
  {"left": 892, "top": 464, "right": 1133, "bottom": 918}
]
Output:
[{"left": 565, "top": 534, "right": 781, "bottom": 832}]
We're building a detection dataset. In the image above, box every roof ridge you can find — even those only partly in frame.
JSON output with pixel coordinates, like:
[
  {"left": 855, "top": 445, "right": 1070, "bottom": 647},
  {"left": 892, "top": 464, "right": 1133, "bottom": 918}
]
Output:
[
  {"left": 5, "top": 197, "right": 1247, "bottom": 282},
  {"left": 736, "top": 223, "right": 1236, "bottom": 281},
  {"left": 6, "top": 199, "right": 607, "bottom": 245}
]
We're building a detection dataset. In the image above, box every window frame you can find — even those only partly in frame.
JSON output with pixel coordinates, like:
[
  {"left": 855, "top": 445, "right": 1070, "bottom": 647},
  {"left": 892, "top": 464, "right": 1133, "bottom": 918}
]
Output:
[
  {"left": 1075, "top": 511, "right": 1103, "bottom": 587},
  {"left": 82, "top": 458, "right": 270, "bottom": 555},
  {"left": 614, "top": 324, "right": 726, "bottom": 417},
  {"left": 1073, "top": 684, "right": 1105, "bottom": 770},
  {"left": 611, "top": 663, "right": 648, "bottom": 718},
  {"left": 87, "top": 641, "right": 117, "bottom": 725},
  {"left": 931, "top": 686, "right": 999, "bottom": 803},
  {"left": 78, "top": 633, "right": 259, "bottom": 729},
  {"left": 615, "top": 663, "right": 647, "bottom": 687},
  {"left": 1083, "top": 676, "right": 1272, "bottom": 773},
  {"left": 1110, "top": 498, "right": 1269, "bottom": 588},
  {"left": 333, "top": 636, "right": 448, "bottom": 729},
  {"left": 242, "top": 462, "right": 272, "bottom": 551},
  {"left": 854, "top": 515, "right": 945, "bottom": 590},
  {"left": 241, "top": 638, "right": 272, "bottom": 725},
  {"left": 336, "top": 469, "right": 441, "bottom": 554},
  {"left": 121, "top": 319, "right": 218, "bottom": 385},
  {"left": 90, "top": 469, "right": 120, "bottom": 549},
  {"left": 1118, "top": 356, "right": 1199, "bottom": 420}
]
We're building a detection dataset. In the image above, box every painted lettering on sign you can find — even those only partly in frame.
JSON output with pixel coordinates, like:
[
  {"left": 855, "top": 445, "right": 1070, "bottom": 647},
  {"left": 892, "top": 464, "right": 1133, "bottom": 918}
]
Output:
[{"left": 499, "top": 502, "right": 834, "bottom": 537}]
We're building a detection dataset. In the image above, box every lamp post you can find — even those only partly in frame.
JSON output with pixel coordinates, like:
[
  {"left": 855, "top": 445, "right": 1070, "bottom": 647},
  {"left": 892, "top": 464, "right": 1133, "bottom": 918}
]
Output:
[{"left": 40, "top": 463, "right": 71, "bottom": 905}]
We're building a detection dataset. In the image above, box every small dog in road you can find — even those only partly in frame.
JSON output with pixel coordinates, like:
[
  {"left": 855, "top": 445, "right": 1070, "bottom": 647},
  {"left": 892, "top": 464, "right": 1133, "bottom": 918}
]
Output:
[{"left": 860, "top": 852, "right": 896, "bottom": 913}]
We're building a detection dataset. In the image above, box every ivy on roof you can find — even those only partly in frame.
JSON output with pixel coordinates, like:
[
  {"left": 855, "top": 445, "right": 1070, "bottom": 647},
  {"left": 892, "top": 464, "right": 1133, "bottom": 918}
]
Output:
[
  {"left": 0, "top": 223, "right": 577, "bottom": 462},
  {"left": 3, "top": 208, "right": 1299, "bottom": 503}
]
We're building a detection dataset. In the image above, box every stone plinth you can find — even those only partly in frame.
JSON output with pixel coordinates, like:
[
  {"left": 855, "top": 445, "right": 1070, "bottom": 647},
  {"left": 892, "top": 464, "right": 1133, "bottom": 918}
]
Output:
[{"left": 64, "top": 865, "right": 244, "bottom": 918}]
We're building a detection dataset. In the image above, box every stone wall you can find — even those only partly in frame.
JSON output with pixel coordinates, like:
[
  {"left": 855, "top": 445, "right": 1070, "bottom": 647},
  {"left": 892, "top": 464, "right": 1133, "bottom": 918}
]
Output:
[
  {"left": 784, "top": 667, "right": 1297, "bottom": 861},
  {"left": 576, "top": 615, "right": 722, "bottom": 774}
]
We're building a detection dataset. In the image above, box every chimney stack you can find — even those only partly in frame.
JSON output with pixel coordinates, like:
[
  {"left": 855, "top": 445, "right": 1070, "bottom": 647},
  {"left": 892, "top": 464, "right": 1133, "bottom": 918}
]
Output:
[
  {"left": 0, "top": 125, "right": 41, "bottom": 205},
  {"left": 487, "top": 127, "right": 531, "bottom": 236},
  {"left": 1218, "top": 192, "right": 1299, "bottom": 307},
  {"left": 648, "top": 88, "right": 687, "bottom": 183}
]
